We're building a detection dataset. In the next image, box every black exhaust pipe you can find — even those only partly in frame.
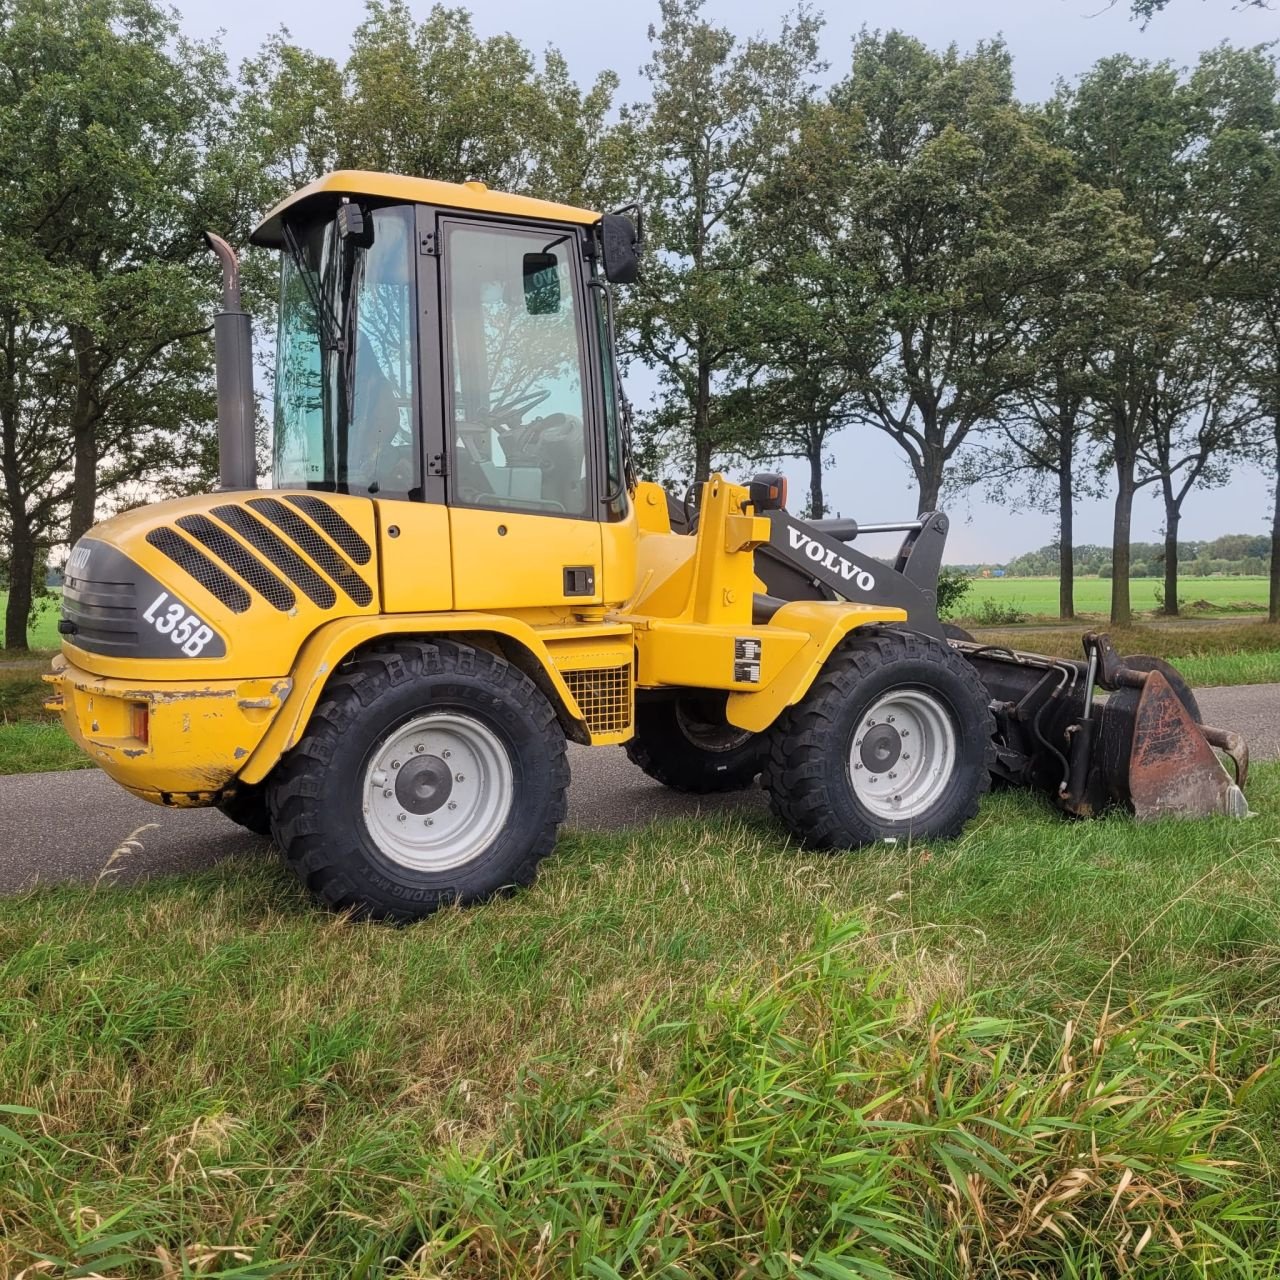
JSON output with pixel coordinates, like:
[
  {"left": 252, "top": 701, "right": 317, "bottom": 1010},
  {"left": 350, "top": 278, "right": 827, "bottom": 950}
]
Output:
[{"left": 205, "top": 232, "right": 257, "bottom": 491}]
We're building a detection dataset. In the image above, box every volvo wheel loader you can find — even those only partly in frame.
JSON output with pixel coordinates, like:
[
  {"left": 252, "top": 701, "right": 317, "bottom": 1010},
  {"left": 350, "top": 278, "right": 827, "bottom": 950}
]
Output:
[{"left": 45, "top": 171, "right": 1250, "bottom": 921}]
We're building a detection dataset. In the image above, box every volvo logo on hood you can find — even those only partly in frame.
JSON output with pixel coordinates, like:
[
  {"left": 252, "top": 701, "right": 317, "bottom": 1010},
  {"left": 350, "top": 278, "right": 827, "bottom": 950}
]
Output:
[{"left": 785, "top": 527, "right": 877, "bottom": 592}]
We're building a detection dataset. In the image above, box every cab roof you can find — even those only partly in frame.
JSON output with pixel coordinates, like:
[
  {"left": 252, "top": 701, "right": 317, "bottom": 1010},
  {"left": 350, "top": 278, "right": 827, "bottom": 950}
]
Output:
[{"left": 250, "top": 170, "right": 601, "bottom": 247}]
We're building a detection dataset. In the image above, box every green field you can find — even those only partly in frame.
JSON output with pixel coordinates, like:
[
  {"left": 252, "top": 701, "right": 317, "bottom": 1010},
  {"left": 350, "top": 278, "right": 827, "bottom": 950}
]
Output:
[
  {"left": 959, "top": 574, "right": 1271, "bottom": 621},
  {"left": 3, "top": 776, "right": 1280, "bottom": 1277},
  {"left": 0, "top": 589, "right": 60, "bottom": 651}
]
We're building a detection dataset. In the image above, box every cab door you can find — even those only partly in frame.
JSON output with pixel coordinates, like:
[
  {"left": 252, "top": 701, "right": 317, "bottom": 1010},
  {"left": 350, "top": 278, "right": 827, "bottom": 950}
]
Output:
[{"left": 438, "top": 216, "right": 603, "bottom": 611}]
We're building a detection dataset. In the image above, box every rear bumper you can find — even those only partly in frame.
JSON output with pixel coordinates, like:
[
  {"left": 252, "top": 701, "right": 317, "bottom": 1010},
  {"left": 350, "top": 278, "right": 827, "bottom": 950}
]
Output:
[{"left": 44, "top": 654, "right": 291, "bottom": 805}]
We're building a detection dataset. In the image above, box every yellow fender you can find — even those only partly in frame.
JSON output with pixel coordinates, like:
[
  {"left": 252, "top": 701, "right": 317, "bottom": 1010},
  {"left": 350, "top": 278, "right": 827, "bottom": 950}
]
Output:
[
  {"left": 725, "top": 600, "right": 907, "bottom": 734},
  {"left": 238, "top": 612, "right": 589, "bottom": 785}
]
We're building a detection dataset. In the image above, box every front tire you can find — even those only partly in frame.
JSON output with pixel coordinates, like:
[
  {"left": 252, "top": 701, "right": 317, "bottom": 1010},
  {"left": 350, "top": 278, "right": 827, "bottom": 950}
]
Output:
[
  {"left": 764, "top": 628, "right": 995, "bottom": 848},
  {"left": 268, "top": 639, "right": 568, "bottom": 921},
  {"left": 625, "top": 692, "right": 765, "bottom": 793}
]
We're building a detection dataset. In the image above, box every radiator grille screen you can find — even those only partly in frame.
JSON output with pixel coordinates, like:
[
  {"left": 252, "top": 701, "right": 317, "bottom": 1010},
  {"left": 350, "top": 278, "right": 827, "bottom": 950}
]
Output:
[
  {"left": 283, "top": 495, "right": 372, "bottom": 564},
  {"left": 563, "top": 665, "right": 632, "bottom": 734},
  {"left": 174, "top": 514, "right": 296, "bottom": 612},
  {"left": 146, "top": 528, "right": 252, "bottom": 613}
]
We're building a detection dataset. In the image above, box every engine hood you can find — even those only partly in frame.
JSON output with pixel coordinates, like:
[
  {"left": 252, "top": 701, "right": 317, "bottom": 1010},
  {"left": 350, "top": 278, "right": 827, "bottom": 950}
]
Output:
[{"left": 61, "top": 490, "right": 382, "bottom": 679}]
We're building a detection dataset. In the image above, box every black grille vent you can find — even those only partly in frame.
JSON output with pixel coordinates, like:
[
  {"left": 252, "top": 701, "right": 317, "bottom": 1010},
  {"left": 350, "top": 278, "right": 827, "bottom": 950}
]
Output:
[
  {"left": 209, "top": 505, "right": 337, "bottom": 610},
  {"left": 146, "top": 528, "right": 252, "bottom": 613},
  {"left": 174, "top": 515, "right": 296, "bottom": 612},
  {"left": 246, "top": 497, "right": 374, "bottom": 607},
  {"left": 283, "top": 495, "right": 372, "bottom": 564}
]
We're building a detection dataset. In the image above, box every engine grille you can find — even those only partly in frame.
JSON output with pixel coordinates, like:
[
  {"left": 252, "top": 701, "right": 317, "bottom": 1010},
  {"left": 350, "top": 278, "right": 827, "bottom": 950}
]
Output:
[
  {"left": 146, "top": 527, "right": 253, "bottom": 614},
  {"left": 151, "top": 497, "right": 373, "bottom": 615},
  {"left": 563, "top": 664, "right": 632, "bottom": 735},
  {"left": 284, "top": 494, "right": 372, "bottom": 564}
]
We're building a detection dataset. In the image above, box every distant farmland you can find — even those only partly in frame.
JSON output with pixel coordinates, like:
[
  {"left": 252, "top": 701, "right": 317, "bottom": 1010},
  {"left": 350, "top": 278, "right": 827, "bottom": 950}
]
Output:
[{"left": 957, "top": 574, "right": 1270, "bottom": 620}]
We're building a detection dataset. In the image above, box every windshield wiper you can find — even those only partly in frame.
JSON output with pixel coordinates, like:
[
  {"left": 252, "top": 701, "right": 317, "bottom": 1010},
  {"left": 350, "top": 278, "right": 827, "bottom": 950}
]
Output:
[{"left": 283, "top": 220, "right": 345, "bottom": 353}]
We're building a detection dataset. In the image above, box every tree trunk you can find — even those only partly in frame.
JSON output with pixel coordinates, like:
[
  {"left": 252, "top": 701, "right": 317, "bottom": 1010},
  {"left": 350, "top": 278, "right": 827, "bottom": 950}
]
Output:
[
  {"left": 696, "top": 358, "right": 716, "bottom": 481},
  {"left": 1271, "top": 415, "right": 1280, "bottom": 626},
  {"left": 807, "top": 447, "right": 825, "bottom": 519},
  {"left": 67, "top": 324, "right": 97, "bottom": 546},
  {"left": 1057, "top": 430, "right": 1074, "bottom": 621},
  {"left": 916, "top": 440, "right": 944, "bottom": 514},
  {"left": 1162, "top": 504, "right": 1180, "bottom": 618},
  {"left": 3, "top": 521, "right": 34, "bottom": 652},
  {"left": 1110, "top": 453, "right": 1135, "bottom": 628}
]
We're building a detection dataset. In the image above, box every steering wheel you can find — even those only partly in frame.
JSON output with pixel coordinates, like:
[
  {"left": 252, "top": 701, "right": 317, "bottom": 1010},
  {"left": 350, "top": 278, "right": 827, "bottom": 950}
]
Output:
[{"left": 486, "top": 387, "right": 551, "bottom": 430}]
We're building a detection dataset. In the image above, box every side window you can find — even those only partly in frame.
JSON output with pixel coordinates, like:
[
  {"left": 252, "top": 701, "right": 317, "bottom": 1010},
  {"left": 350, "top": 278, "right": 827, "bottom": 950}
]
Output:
[
  {"left": 341, "top": 205, "right": 418, "bottom": 495},
  {"left": 444, "top": 223, "right": 590, "bottom": 516}
]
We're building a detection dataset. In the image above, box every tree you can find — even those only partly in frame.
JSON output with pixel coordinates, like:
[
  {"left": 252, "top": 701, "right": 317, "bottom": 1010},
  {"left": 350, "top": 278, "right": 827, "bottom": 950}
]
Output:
[
  {"left": 790, "top": 34, "right": 1079, "bottom": 515},
  {"left": 967, "top": 180, "right": 1145, "bottom": 619},
  {"left": 1189, "top": 46, "right": 1280, "bottom": 623},
  {"left": 0, "top": 0, "right": 260, "bottom": 650},
  {"left": 1123, "top": 0, "right": 1272, "bottom": 24},
  {"left": 243, "top": 2, "right": 621, "bottom": 212},
  {"left": 1056, "top": 55, "right": 1209, "bottom": 626},
  {"left": 620, "top": 0, "right": 823, "bottom": 484}
]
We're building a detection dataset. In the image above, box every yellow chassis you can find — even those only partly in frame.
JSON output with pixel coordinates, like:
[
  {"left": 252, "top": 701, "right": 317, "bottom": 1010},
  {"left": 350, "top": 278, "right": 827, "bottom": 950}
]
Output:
[{"left": 47, "top": 478, "right": 905, "bottom": 804}]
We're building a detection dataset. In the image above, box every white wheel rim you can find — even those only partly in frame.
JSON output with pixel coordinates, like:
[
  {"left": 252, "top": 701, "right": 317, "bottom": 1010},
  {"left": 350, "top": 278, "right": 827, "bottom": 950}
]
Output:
[
  {"left": 849, "top": 688, "right": 958, "bottom": 822},
  {"left": 362, "top": 712, "right": 513, "bottom": 871}
]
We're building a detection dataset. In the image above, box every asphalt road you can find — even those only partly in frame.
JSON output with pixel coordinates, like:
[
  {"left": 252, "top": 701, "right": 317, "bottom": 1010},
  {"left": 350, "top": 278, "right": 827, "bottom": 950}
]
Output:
[{"left": 2, "top": 683, "right": 1277, "bottom": 896}]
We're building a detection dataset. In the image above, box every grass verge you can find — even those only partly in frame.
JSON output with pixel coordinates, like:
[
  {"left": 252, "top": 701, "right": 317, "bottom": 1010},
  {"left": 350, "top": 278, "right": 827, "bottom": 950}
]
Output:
[
  {"left": 974, "top": 621, "right": 1280, "bottom": 688},
  {"left": 0, "top": 721, "right": 93, "bottom": 774},
  {"left": 2, "top": 774, "right": 1279, "bottom": 1277}
]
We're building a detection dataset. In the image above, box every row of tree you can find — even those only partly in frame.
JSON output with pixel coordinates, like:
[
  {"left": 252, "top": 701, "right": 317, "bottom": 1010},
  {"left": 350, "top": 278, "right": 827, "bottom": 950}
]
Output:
[
  {"left": 623, "top": 12, "right": 1280, "bottom": 629},
  {"left": 1003, "top": 534, "right": 1273, "bottom": 578},
  {"left": 1, "top": 0, "right": 1277, "bottom": 650}
]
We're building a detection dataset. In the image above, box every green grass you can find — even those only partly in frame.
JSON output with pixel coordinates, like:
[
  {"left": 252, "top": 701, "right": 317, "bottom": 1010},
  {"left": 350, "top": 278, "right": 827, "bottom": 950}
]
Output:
[
  {"left": 2, "top": 779, "right": 1280, "bottom": 1275},
  {"left": 0, "top": 588, "right": 61, "bottom": 650},
  {"left": 959, "top": 574, "right": 1270, "bottom": 621},
  {"left": 0, "top": 721, "right": 92, "bottom": 774},
  {"left": 975, "top": 621, "right": 1280, "bottom": 689}
]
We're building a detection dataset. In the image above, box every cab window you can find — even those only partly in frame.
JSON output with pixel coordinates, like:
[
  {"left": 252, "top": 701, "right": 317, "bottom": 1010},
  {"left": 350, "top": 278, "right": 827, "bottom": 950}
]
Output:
[{"left": 443, "top": 223, "right": 590, "bottom": 516}]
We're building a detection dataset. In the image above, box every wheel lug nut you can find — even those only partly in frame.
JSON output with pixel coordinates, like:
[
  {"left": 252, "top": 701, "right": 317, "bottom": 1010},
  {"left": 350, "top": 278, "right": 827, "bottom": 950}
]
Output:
[
  {"left": 903, "top": 753, "right": 910, "bottom": 760},
  {"left": 425, "top": 818, "right": 433, "bottom": 827},
  {"left": 455, "top": 773, "right": 465, "bottom": 782},
  {"left": 391, "top": 760, "right": 401, "bottom": 770},
  {"left": 383, "top": 788, "right": 393, "bottom": 799},
  {"left": 448, "top": 801, "right": 457, "bottom": 810},
  {"left": 887, "top": 716, "right": 895, "bottom": 723},
  {"left": 853, "top": 762, "right": 862, "bottom": 770},
  {"left": 397, "top": 813, "right": 406, "bottom": 823},
  {"left": 888, "top": 771, "right": 897, "bottom": 780},
  {"left": 902, "top": 730, "right": 910, "bottom": 738},
  {"left": 442, "top": 750, "right": 451, "bottom": 758}
]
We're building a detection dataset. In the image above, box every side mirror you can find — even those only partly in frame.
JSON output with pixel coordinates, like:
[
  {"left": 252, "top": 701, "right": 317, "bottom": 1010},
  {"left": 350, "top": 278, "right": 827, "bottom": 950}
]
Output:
[
  {"left": 601, "top": 212, "right": 640, "bottom": 284},
  {"left": 336, "top": 202, "right": 374, "bottom": 248},
  {"left": 523, "top": 252, "right": 561, "bottom": 314}
]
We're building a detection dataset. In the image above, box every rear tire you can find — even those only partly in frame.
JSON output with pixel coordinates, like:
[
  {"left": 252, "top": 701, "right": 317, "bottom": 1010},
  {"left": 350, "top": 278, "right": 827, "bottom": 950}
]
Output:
[
  {"left": 216, "top": 781, "right": 272, "bottom": 836},
  {"left": 625, "top": 692, "right": 765, "bottom": 793},
  {"left": 764, "top": 628, "right": 995, "bottom": 849},
  {"left": 268, "top": 639, "right": 568, "bottom": 921}
]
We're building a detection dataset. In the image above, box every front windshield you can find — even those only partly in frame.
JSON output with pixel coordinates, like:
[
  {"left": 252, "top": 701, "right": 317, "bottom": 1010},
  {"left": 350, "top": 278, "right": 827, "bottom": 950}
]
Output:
[{"left": 273, "top": 203, "right": 419, "bottom": 496}]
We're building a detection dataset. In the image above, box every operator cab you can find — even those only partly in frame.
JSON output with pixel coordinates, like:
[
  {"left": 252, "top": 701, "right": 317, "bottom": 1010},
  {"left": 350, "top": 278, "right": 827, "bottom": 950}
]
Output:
[{"left": 250, "top": 172, "right": 638, "bottom": 526}]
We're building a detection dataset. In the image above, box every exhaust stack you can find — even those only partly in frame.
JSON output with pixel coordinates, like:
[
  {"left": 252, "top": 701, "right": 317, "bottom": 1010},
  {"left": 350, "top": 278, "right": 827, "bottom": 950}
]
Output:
[{"left": 205, "top": 232, "right": 257, "bottom": 491}]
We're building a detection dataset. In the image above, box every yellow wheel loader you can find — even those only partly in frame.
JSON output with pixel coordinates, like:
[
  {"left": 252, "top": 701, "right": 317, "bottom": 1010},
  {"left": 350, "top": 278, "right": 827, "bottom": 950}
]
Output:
[{"left": 45, "top": 171, "right": 1250, "bottom": 920}]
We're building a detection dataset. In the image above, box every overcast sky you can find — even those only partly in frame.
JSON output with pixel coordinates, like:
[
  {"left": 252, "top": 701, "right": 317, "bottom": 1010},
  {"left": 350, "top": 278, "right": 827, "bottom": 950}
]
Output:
[{"left": 180, "top": 0, "right": 1278, "bottom": 561}]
